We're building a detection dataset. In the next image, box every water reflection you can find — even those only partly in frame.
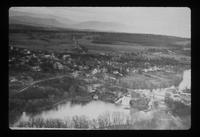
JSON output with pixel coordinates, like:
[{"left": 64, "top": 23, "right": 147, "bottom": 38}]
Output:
[{"left": 18, "top": 101, "right": 131, "bottom": 123}]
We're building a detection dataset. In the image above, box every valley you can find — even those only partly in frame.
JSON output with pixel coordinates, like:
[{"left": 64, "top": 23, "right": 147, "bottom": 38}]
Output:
[{"left": 9, "top": 24, "right": 191, "bottom": 129}]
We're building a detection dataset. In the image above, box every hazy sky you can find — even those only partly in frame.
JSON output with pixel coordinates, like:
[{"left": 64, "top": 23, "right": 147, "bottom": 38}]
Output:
[{"left": 10, "top": 7, "right": 191, "bottom": 38}]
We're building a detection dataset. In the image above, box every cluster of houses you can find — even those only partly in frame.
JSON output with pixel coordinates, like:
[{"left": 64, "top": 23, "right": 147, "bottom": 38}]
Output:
[
  {"left": 10, "top": 46, "right": 189, "bottom": 109},
  {"left": 142, "top": 66, "right": 162, "bottom": 73},
  {"left": 9, "top": 46, "right": 159, "bottom": 88},
  {"left": 9, "top": 46, "right": 71, "bottom": 72},
  {"left": 10, "top": 46, "right": 172, "bottom": 88}
]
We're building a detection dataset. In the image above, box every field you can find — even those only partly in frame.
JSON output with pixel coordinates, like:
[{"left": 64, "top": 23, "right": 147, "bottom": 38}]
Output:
[{"left": 9, "top": 24, "right": 190, "bottom": 52}]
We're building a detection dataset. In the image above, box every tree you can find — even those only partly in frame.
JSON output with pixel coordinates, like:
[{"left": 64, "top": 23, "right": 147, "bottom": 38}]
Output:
[{"left": 40, "top": 61, "right": 54, "bottom": 72}]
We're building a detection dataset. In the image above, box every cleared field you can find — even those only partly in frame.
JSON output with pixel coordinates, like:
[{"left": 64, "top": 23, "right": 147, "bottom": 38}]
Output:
[
  {"left": 9, "top": 24, "right": 191, "bottom": 54},
  {"left": 78, "top": 34, "right": 186, "bottom": 53},
  {"left": 118, "top": 70, "right": 183, "bottom": 89},
  {"left": 91, "top": 33, "right": 190, "bottom": 48}
]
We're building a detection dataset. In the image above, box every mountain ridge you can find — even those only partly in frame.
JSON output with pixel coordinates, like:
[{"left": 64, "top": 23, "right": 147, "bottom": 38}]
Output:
[
  {"left": 9, "top": 10, "right": 132, "bottom": 34},
  {"left": 9, "top": 10, "right": 190, "bottom": 40}
]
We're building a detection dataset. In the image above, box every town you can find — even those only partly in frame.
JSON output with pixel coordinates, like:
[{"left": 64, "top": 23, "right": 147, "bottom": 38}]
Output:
[
  {"left": 9, "top": 7, "right": 191, "bottom": 128},
  {"left": 9, "top": 41, "right": 190, "bottom": 127}
]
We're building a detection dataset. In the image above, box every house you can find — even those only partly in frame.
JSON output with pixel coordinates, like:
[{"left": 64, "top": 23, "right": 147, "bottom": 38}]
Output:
[
  {"left": 52, "top": 56, "right": 59, "bottom": 61},
  {"left": 88, "top": 86, "right": 96, "bottom": 93},
  {"left": 113, "top": 71, "right": 119, "bottom": 74},
  {"left": 88, "top": 84, "right": 101, "bottom": 93},
  {"left": 109, "top": 76, "right": 116, "bottom": 80},
  {"left": 32, "top": 66, "right": 41, "bottom": 72},
  {"left": 72, "top": 71, "right": 79, "bottom": 77},
  {"left": 32, "top": 54, "right": 36, "bottom": 58},
  {"left": 44, "top": 55, "right": 51, "bottom": 58},
  {"left": 115, "top": 95, "right": 131, "bottom": 106},
  {"left": 92, "top": 68, "right": 98, "bottom": 75},
  {"left": 126, "top": 68, "right": 130, "bottom": 72},
  {"left": 10, "top": 77, "right": 17, "bottom": 82},
  {"left": 10, "top": 46, "right": 13, "bottom": 50},
  {"left": 93, "top": 95, "right": 99, "bottom": 100},
  {"left": 53, "top": 62, "right": 64, "bottom": 70},
  {"left": 24, "top": 49, "right": 31, "bottom": 55},
  {"left": 63, "top": 54, "right": 70, "bottom": 60}
]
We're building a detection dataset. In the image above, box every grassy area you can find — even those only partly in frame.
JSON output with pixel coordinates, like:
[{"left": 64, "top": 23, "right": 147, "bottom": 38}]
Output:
[
  {"left": 118, "top": 71, "right": 182, "bottom": 89},
  {"left": 91, "top": 33, "right": 190, "bottom": 48}
]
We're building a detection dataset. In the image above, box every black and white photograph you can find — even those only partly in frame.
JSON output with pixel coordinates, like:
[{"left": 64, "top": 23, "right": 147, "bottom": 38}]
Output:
[{"left": 9, "top": 7, "right": 191, "bottom": 130}]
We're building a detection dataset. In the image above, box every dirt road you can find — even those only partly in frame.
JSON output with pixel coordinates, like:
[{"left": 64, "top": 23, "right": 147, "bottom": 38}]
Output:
[{"left": 14, "top": 74, "right": 73, "bottom": 95}]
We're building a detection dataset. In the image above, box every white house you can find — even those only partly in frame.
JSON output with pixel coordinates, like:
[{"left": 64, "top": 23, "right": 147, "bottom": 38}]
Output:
[
  {"left": 93, "top": 95, "right": 99, "bottom": 100},
  {"left": 115, "top": 95, "right": 131, "bottom": 106},
  {"left": 53, "top": 62, "right": 64, "bottom": 70}
]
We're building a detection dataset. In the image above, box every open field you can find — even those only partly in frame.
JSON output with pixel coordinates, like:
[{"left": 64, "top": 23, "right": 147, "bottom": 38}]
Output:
[{"left": 9, "top": 24, "right": 190, "bottom": 53}]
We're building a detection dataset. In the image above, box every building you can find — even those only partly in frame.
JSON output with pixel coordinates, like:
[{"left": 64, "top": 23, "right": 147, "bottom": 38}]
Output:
[
  {"left": 115, "top": 95, "right": 131, "bottom": 106},
  {"left": 93, "top": 95, "right": 98, "bottom": 100},
  {"left": 32, "top": 66, "right": 41, "bottom": 72},
  {"left": 10, "top": 77, "right": 17, "bottom": 82},
  {"left": 88, "top": 84, "right": 101, "bottom": 93},
  {"left": 63, "top": 54, "right": 70, "bottom": 60},
  {"left": 53, "top": 62, "right": 64, "bottom": 70},
  {"left": 44, "top": 55, "right": 51, "bottom": 58},
  {"left": 92, "top": 68, "right": 98, "bottom": 75}
]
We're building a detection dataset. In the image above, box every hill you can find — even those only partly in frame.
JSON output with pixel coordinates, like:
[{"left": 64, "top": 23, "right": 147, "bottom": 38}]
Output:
[
  {"left": 9, "top": 24, "right": 191, "bottom": 53},
  {"left": 9, "top": 10, "right": 132, "bottom": 33}
]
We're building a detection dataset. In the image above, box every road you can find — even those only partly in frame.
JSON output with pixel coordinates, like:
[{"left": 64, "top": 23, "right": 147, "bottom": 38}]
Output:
[{"left": 14, "top": 74, "right": 73, "bottom": 95}]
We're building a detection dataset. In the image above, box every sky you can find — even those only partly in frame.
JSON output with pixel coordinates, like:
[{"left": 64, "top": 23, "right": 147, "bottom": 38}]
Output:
[{"left": 10, "top": 7, "right": 191, "bottom": 38}]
